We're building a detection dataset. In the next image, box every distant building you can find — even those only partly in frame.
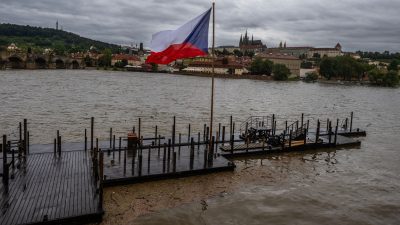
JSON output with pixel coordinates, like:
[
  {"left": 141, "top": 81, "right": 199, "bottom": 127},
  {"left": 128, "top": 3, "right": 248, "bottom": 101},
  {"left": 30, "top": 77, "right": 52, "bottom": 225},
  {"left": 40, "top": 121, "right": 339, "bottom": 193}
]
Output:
[
  {"left": 214, "top": 46, "right": 240, "bottom": 54},
  {"left": 239, "top": 30, "right": 266, "bottom": 52},
  {"left": 266, "top": 42, "right": 343, "bottom": 59},
  {"left": 258, "top": 52, "right": 301, "bottom": 76},
  {"left": 183, "top": 56, "right": 247, "bottom": 75},
  {"left": 111, "top": 54, "right": 141, "bottom": 66}
]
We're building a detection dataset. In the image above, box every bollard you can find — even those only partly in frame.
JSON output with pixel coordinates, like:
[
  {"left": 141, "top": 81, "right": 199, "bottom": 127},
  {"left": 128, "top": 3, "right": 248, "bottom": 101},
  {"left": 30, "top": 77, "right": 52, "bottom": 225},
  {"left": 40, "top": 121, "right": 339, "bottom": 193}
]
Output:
[
  {"left": 350, "top": 112, "right": 353, "bottom": 132},
  {"left": 84, "top": 129, "right": 87, "bottom": 151},
  {"left": 222, "top": 126, "right": 226, "bottom": 145},
  {"left": 316, "top": 120, "right": 320, "bottom": 144},
  {"left": 188, "top": 124, "right": 191, "bottom": 143},
  {"left": 148, "top": 146, "right": 151, "bottom": 173},
  {"left": 91, "top": 117, "right": 94, "bottom": 151},
  {"left": 230, "top": 134, "right": 234, "bottom": 154},
  {"left": 178, "top": 133, "right": 181, "bottom": 155},
  {"left": 173, "top": 152, "right": 177, "bottom": 173},
  {"left": 138, "top": 154, "right": 142, "bottom": 176},
  {"left": 163, "top": 144, "right": 166, "bottom": 173},
  {"left": 109, "top": 128, "right": 112, "bottom": 149},
  {"left": 54, "top": 138, "right": 57, "bottom": 155}
]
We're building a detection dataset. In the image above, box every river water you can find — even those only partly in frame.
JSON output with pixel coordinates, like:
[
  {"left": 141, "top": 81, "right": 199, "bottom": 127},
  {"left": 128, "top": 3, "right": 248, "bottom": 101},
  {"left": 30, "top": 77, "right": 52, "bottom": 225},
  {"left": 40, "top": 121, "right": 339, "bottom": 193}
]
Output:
[{"left": 1, "top": 70, "right": 399, "bottom": 224}]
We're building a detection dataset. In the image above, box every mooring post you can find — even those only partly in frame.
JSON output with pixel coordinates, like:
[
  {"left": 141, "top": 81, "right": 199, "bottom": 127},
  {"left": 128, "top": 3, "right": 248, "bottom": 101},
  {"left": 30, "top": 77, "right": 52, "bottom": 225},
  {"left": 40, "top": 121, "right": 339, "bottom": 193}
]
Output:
[
  {"left": 2, "top": 139, "right": 8, "bottom": 187},
  {"left": 109, "top": 128, "right": 112, "bottom": 149},
  {"left": 230, "top": 134, "right": 234, "bottom": 154},
  {"left": 99, "top": 151, "right": 104, "bottom": 210},
  {"left": 316, "top": 120, "right": 320, "bottom": 144},
  {"left": 188, "top": 124, "right": 191, "bottom": 143},
  {"left": 306, "top": 120, "right": 310, "bottom": 134},
  {"left": 148, "top": 146, "right": 151, "bottom": 173},
  {"left": 285, "top": 121, "right": 288, "bottom": 133},
  {"left": 301, "top": 113, "right": 304, "bottom": 129},
  {"left": 23, "top": 119, "right": 27, "bottom": 155},
  {"left": 203, "top": 124, "right": 206, "bottom": 142},
  {"left": 328, "top": 122, "right": 332, "bottom": 144},
  {"left": 296, "top": 120, "right": 299, "bottom": 133},
  {"left": 197, "top": 132, "right": 200, "bottom": 150},
  {"left": 210, "top": 136, "right": 215, "bottom": 160},
  {"left": 90, "top": 117, "right": 94, "bottom": 151},
  {"left": 19, "top": 122, "right": 22, "bottom": 145},
  {"left": 222, "top": 126, "right": 226, "bottom": 145},
  {"left": 167, "top": 139, "right": 171, "bottom": 172},
  {"left": 345, "top": 118, "right": 348, "bottom": 130},
  {"left": 350, "top": 112, "right": 353, "bottom": 132},
  {"left": 162, "top": 143, "right": 166, "bottom": 173},
  {"left": 216, "top": 131, "right": 219, "bottom": 153},
  {"left": 203, "top": 148, "right": 208, "bottom": 168},
  {"left": 172, "top": 116, "right": 176, "bottom": 149},
  {"left": 158, "top": 135, "right": 161, "bottom": 157},
  {"left": 178, "top": 133, "right": 181, "bottom": 155},
  {"left": 27, "top": 131, "right": 30, "bottom": 153},
  {"left": 326, "top": 119, "right": 329, "bottom": 134},
  {"left": 218, "top": 123, "right": 221, "bottom": 141},
  {"left": 138, "top": 118, "right": 141, "bottom": 142},
  {"left": 119, "top": 136, "right": 122, "bottom": 161},
  {"left": 289, "top": 130, "right": 292, "bottom": 148},
  {"left": 173, "top": 152, "right": 177, "bottom": 173},
  {"left": 335, "top": 119, "right": 339, "bottom": 145},
  {"left": 230, "top": 115, "right": 233, "bottom": 141},
  {"left": 282, "top": 130, "right": 286, "bottom": 150},
  {"left": 138, "top": 154, "right": 142, "bottom": 176},
  {"left": 58, "top": 135, "right": 62, "bottom": 157},
  {"left": 54, "top": 138, "right": 56, "bottom": 155},
  {"left": 84, "top": 129, "right": 87, "bottom": 151},
  {"left": 304, "top": 128, "right": 307, "bottom": 145},
  {"left": 155, "top": 125, "right": 158, "bottom": 145},
  {"left": 123, "top": 142, "right": 127, "bottom": 174},
  {"left": 190, "top": 138, "right": 194, "bottom": 170},
  {"left": 113, "top": 135, "right": 115, "bottom": 159},
  {"left": 206, "top": 127, "right": 209, "bottom": 142}
]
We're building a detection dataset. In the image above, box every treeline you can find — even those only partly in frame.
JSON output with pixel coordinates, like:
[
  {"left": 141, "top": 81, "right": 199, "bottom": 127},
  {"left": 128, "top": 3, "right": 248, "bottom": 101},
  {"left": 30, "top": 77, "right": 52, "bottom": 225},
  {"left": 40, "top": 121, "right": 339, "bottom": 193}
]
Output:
[
  {"left": 0, "top": 23, "right": 120, "bottom": 54},
  {"left": 356, "top": 51, "right": 400, "bottom": 61},
  {"left": 249, "top": 58, "right": 292, "bottom": 81},
  {"left": 320, "top": 56, "right": 399, "bottom": 87}
]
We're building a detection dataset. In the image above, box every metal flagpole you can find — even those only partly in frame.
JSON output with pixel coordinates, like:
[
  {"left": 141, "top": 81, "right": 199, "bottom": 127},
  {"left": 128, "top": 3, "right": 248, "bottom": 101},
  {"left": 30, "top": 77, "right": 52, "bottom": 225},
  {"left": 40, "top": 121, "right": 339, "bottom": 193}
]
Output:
[{"left": 209, "top": 1, "right": 215, "bottom": 152}]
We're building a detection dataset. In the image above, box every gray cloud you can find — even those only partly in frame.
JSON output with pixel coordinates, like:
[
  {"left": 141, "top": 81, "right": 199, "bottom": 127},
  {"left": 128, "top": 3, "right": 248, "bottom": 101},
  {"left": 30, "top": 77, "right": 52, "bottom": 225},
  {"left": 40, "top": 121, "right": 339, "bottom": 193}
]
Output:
[{"left": 0, "top": 0, "right": 399, "bottom": 52}]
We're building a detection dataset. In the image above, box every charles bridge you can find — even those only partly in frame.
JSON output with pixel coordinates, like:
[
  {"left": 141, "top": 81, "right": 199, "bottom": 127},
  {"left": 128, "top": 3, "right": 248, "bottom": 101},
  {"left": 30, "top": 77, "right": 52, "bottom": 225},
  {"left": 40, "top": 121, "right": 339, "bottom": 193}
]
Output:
[{"left": 0, "top": 51, "right": 85, "bottom": 69}]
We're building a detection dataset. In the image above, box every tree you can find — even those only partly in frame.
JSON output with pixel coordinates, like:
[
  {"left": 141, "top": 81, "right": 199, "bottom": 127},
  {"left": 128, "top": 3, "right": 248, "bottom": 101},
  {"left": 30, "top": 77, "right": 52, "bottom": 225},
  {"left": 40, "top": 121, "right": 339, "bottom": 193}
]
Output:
[
  {"left": 98, "top": 48, "right": 112, "bottom": 67},
  {"left": 301, "top": 60, "right": 313, "bottom": 69},
  {"left": 388, "top": 59, "right": 399, "bottom": 71},
  {"left": 319, "top": 57, "right": 336, "bottom": 79},
  {"left": 384, "top": 70, "right": 399, "bottom": 87},
  {"left": 304, "top": 72, "right": 319, "bottom": 82},
  {"left": 233, "top": 49, "right": 243, "bottom": 57},
  {"left": 272, "top": 64, "right": 290, "bottom": 81},
  {"left": 249, "top": 58, "right": 273, "bottom": 75}
]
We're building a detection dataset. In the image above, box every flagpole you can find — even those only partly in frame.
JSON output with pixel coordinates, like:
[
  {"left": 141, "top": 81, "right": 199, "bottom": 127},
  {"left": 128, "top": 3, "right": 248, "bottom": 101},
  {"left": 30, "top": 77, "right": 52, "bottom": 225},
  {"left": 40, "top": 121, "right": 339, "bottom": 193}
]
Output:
[{"left": 209, "top": 1, "right": 215, "bottom": 153}]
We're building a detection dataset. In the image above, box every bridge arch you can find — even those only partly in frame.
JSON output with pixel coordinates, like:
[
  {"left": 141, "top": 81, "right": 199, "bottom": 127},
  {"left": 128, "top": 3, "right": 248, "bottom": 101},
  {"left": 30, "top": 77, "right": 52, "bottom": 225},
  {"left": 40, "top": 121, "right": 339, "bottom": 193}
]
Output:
[
  {"left": 7, "top": 55, "right": 24, "bottom": 69},
  {"left": 55, "top": 59, "right": 65, "bottom": 69},
  {"left": 71, "top": 60, "right": 80, "bottom": 69},
  {"left": 35, "top": 57, "right": 47, "bottom": 69}
]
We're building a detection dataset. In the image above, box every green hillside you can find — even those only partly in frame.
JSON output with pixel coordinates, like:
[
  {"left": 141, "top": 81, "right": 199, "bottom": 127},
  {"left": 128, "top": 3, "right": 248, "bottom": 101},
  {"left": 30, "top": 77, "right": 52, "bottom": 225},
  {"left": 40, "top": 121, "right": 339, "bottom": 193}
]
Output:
[{"left": 0, "top": 23, "right": 121, "bottom": 54}]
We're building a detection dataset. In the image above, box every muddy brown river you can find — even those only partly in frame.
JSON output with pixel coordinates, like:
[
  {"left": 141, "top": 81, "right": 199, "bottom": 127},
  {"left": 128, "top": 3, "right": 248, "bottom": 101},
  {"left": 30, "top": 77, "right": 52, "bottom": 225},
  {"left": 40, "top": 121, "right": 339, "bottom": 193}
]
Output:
[{"left": 1, "top": 70, "right": 399, "bottom": 225}]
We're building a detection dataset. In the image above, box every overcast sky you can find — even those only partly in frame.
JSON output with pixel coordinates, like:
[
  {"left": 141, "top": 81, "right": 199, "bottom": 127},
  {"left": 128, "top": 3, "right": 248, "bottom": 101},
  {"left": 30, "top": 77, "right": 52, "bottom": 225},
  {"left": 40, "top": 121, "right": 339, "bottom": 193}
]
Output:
[{"left": 1, "top": 0, "right": 399, "bottom": 52}]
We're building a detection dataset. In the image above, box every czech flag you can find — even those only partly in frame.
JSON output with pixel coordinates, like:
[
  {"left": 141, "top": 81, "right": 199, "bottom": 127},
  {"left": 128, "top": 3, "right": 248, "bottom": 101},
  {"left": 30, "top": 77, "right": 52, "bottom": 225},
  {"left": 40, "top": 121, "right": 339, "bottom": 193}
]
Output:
[{"left": 146, "top": 8, "right": 212, "bottom": 65}]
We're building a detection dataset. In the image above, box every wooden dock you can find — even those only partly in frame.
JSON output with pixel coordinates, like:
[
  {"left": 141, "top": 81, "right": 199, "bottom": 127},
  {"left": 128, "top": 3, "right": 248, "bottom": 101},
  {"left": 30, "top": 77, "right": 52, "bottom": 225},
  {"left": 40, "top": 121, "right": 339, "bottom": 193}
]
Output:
[{"left": 0, "top": 151, "right": 103, "bottom": 225}]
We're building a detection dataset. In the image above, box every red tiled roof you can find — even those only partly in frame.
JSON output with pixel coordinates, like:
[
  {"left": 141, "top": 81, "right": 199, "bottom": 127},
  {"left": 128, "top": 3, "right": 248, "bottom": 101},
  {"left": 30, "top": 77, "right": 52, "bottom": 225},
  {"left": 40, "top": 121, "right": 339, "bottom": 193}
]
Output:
[{"left": 112, "top": 54, "right": 140, "bottom": 61}]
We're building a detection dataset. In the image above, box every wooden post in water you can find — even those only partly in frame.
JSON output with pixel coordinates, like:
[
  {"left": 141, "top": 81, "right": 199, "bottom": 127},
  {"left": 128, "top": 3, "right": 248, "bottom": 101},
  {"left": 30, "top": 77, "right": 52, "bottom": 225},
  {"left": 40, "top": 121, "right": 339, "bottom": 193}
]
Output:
[
  {"left": 326, "top": 119, "right": 329, "bottom": 134},
  {"left": 54, "top": 138, "right": 56, "bottom": 155},
  {"left": 178, "top": 133, "right": 181, "bottom": 155},
  {"left": 109, "top": 128, "right": 112, "bottom": 149},
  {"left": 23, "top": 119, "right": 27, "bottom": 155},
  {"left": 155, "top": 125, "right": 158, "bottom": 146},
  {"left": 306, "top": 120, "right": 310, "bottom": 134},
  {"left": 230, "top": 134, "right": 234, "bottom": 154},
  {"left": 58, "top": 135, "right": 62, "bottom": 156},
  {"left": 334, "top": 119, "right": 339, "bottom": 145},
  {"left": 138, "top": 154, "right": 142, "bottom": 176},
  {"left": 190, "top": 138, "right": 194, "bottom": 170},
  {"left": 197, "top": 132, "right": 201, "bottom": 150},
  {"left": 172, "top": 116, "right": 176, "bottom": 149},
  {"left": 2, "top": 136, "right": 8, "bottom": 187},
  {"left": 230, "top": 115, "right": 233, "bottom": 141},
  {"left": 345, "top": 118, "right": 348, "bottom": 130},
  {"left": 301, "top": 113, "right": 304, "bottom": 129},
  {"left": 84, "top": 129, "right": 87, "bottom": 151},
  {"left": 222, "top": 126, "right": 225, "bottom": 145},
  {"left": 91, "top": 117, "right": 94, "bottom": 151},
  {"left": 188, "top": 124, "right": 191, "bottom": 143},
  {"left": 315, "top": 120, "right": 320, "bottom": 144},
  {"left": 10, "top": 141, "right": 14, "bottom": 169},
  {"left": 203, "top": 124, "right": 206, "bottom": 141},
  {"left": 328, "top": 121, "right": 332, "bottom": 144},
  {"left": 99, "top": 151, "right": 104, "bottom": 210},
  {"left": 209, "top": 136, "right": 215, "bottom": 161},
  {"left": 138, "top": 118, "right": 141, "bottom": 142},
  {"left": 218, "top": 123, "right": 221, "bottom": 141},
  {"left": 285, "top": 121, "right": 288, "bottom": 133},
  {"left": 113, "top": 135, "right": 115, "bottom": 159},
  {"left": 119, "top": 137, "right": 122, "bottom": 161},
  {"left": 173, "top": 152, "right": 177, "bottom": 173},
  {"left": 148, "top": 146, "right": 151, "bottom": 173},
  {"left": 282, "top": 130, "right": 286, "bottom": 150},
  {"left": 167, "top": 139, "right": 171, "bottom": 172},
  {"left": 303, "top": 128, "right": 307, "bottom": 145},
  {"left": 162, "top": 143, "right": 166, "bottom": 173},
  {"left": 206, "top": 127, "right": 209, "bottom": 142},
  {"left": 350, "top": 112, "right": 353, "bottom": 132}
]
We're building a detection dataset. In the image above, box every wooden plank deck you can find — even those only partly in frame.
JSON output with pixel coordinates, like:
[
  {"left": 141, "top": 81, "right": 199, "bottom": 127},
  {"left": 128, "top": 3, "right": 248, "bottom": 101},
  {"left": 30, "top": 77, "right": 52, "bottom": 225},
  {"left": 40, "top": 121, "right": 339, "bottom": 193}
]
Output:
[{"left": 0, "top": 151, "right": 103, "bottom": 225}]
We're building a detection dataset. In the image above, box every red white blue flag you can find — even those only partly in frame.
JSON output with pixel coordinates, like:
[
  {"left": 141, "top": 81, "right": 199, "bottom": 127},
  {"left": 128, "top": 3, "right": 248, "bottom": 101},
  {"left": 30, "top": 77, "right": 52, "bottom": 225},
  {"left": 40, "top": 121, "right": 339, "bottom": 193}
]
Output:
[{"left": 146, "top": 8, "right": 212, "bottom": 65}]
